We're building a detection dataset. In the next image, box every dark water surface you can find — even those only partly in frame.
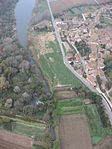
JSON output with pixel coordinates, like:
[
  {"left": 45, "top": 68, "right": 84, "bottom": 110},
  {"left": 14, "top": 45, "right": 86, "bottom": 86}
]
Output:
[{"left": 15, "top": 0, "right": 35, "bottom": 49}]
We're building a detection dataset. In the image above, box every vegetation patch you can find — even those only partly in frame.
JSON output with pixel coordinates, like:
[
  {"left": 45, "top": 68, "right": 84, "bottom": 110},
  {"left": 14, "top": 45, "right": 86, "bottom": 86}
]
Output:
[
  {"left": 0, "top": 116, "right": 46, "bottom": 142},
  {"left": 85, "top": 104, "right": 112, "bottom": 145},
  {"left": 32, "top": 0, "right": 50, "bottom": 24},
  {"left": 57, "top": 98, "right": 84, "bottom": 115},
  {"left": 39, "top": 41, "right": 82, "bottom": 88},
  {"left": 33, "top": 145, "right": 45, "bottom": 149}
]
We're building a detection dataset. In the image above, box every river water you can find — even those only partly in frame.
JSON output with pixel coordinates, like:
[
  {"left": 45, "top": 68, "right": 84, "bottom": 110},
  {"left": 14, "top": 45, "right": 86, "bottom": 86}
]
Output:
[{"left": 15, "top": 0, "right": 35, "bottom": 49}]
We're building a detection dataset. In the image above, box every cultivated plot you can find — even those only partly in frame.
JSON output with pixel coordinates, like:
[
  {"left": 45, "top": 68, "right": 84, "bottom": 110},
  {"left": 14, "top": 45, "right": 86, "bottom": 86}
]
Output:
[
  {"left": 59, "top": 114, "right": 93, "bottom": 149},
  {"left": 0, "top": 130, "right": 32, "bottom": 149},
  {"left": 50, "top": 0, "right": 96, "bottom": 14}
]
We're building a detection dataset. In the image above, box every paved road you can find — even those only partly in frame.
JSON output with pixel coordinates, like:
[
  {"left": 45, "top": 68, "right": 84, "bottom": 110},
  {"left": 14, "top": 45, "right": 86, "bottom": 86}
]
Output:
[
  {"left": 46, "top": 0, "right": 112, "bottom": 124},
  {"left": 94, "top": 0, "right": 99, "bottom": 5}
]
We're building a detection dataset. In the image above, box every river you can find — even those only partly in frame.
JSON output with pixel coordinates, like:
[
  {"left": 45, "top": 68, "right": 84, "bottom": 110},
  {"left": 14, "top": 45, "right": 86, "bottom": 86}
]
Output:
[
  {"left": 14, "top": 0, "right": 50, "bottom": 94},
  {"left": 14, "top": 0, "right": 55, "bottom": 146},
  {"left": 15, "top": 0, "right": 35, "bottom": 49}
]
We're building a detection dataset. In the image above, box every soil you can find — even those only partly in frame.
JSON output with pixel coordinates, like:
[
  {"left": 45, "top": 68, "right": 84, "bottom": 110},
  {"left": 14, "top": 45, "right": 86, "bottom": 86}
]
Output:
[
  {"left": 59, "top": 114, "right": 93, "bottom": 149},
  {"left": 0, "top": 130, "right": 33, "bottom": 149},
  {"left": 50, "top": 0, "right": 95, "bottom": 14},
  {"left": 28, "top": 32, "right": 55, "bottom": 56},
  {"left": 56, "top": 90, "right": 77, "bottom": 100},
  {"left": 50, "top": 0, "right": 112, "bottom": 14}
]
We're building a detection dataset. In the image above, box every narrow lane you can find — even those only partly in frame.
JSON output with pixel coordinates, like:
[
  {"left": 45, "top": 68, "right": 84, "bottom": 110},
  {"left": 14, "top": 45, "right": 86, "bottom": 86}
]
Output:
[{"left": 94, "top": 0, "right": 99, "bottom": 5}]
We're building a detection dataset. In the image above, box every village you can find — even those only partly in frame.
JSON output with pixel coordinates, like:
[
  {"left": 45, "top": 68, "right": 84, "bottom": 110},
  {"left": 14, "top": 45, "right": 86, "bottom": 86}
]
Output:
[{"left": 55, "top": 4, "right": 112, "bottom": 101}]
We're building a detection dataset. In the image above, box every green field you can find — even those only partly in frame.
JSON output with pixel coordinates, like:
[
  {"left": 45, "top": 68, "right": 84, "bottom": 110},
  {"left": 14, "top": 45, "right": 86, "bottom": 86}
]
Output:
[
  {"left": 13, "top": 122, "right": 46, "bottom": 141},
  {"left": 57, "top": 98, "right": 84, "bottom": 115},
  {"left": 86, "top": 104, "right": 112, "bottom": 145},
  {"left": 33, "top": 145, "right": 45, "bottom": 149},
  {"left": 34, "top": 0, "right": 50, "bottom": 22},
  {"left": 39, "top": 41, "right": 82, "bottom": 88},
  {"left": 0, "top": 116, "right": 46, "bottom": 142}
]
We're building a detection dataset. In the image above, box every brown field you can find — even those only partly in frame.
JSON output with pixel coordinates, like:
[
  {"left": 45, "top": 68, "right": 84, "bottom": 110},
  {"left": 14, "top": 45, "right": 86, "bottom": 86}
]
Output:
[
  {"left": 50, "top": 0, "right": 112, "bottom": 14},
  {"left": 50, "top": 0, "right": 95, "bottom": 14},
  {"left": 28, "top": 32, "right": 55, "bottom": 56},
  {"left": 59, "top": 114, "right": 93, "bottom": 149},
  {"left": 55, "top": 90, "right": 77, "bottom": 100},
  {"left": 0, "top": 130, "right": 33, "bottom": 149},
  {"left": 94, "top": 137, "right": 112, "bottom": 149}
]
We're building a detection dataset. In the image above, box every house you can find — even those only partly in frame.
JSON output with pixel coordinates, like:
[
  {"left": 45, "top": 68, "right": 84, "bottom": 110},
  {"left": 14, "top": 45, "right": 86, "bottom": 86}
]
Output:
[
  {"left": 75, "top": 53, "right": 80, "bottom": 63},
  {"left": 87, "top": 75, "right": 97, "bottom": 87},
  {"left": 97, "top": 58, "right": 105, "bottom": 69}
]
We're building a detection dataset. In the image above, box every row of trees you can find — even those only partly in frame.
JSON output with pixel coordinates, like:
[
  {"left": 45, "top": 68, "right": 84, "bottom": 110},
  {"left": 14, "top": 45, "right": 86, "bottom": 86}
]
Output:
[{"left": 104, "top": 55, "right": 112, "bottom": 90}]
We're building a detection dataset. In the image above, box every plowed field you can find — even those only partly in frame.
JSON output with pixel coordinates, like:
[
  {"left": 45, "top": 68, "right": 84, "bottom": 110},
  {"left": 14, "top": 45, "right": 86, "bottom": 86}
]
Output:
[
  {"left": 59, "top": 114, "right": 93, "bottom": 149},
  {"left": 0, "top": 130, "right": 32, "bottom": 149},
  {"left": 50, "top": 0, "right": 112, "bottom": 14}
]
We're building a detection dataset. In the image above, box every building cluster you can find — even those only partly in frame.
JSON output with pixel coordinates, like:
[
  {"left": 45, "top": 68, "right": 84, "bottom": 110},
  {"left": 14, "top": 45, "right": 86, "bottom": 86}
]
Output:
[{"left": 55, "top": 4, "right": 112, "bottom": 89}]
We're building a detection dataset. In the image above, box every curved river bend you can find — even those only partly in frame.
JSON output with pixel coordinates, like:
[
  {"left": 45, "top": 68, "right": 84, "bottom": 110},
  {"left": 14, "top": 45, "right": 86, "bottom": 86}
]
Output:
[
  {"left": 15, "top": 0, "right": 35, "bottom": 49},
  {"left": 15, "top": 0, "right": 50, "bottom": 94}
]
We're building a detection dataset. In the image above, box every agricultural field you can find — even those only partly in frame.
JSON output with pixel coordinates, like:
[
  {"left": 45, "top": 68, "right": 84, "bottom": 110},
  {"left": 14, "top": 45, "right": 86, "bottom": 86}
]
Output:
[
  {"left": 0, "top": 116, "right": 46, "bottom": 142},
  {"left": 50, "top": 0, "right": 96, "bottom": 14},
  {"left": 31, "top": 0, "right": 112, "bottom": 24},
  {"left": 56, "top": 99, "right": 112, "bottom": 148},
  {"left": 0, "top": 130, "right": 32, "bottom": 149},
  {"left": 86, "top": 105, "right": 112, "bottom": 145},
  {"left": 57, "top": 98, "right": 84, "bottom": 115},
  {"left": 29, "top": 31, "right": 82, "bottom": 88},
  {"left": 55, "top": 98, "right": 92, "bottom": 149},
  {"left": 33, "top": 145, "right": 45, "bottom": 149},
  {"left": 39, "top": 41, "right": 82, "bottom": 88},
  {"left": 59, "top": 114, "right": 93, "bottom": 149},
  {"left": 50, "top": 0, "right": 112, "bottom": 15}
]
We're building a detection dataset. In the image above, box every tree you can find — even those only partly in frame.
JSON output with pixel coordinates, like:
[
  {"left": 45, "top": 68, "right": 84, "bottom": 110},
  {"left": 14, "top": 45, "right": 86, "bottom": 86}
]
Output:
[
  {"left": 96, "top": 75, "right": 102, "bottom": 87},
  {"left": 105, "top": 81, "right": 112, "bottom": 90}
]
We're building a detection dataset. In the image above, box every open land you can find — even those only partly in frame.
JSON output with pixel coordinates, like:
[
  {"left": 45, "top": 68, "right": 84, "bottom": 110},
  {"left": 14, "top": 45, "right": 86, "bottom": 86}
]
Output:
[
  {"left": 57, "top": 98, "right": 84, "bottom": 115},
  {"left": 50, "top": 0, "right": 95, "bottom": 14},
  {"left": 0, "top": 116, "right": 47, "bottom": 145},
  {"left": 0, "top": 130, "right": 32, "bottom": 149},
  {"left": 59, "top": 114, "right": 93, "bottom": 149},
  {"left": 56, "top": 98, "right": 112, "bottom": 148},
  {"left": 50, "top": 0, "right": 112, "bottom": 14},
  {"left": 56, "top": 98, "right": 93, "bottom": 149},
  {"left": 94, "top": 137, "right": 112, "bottom": 149},
  {"left": 28, "top": 31, "right": 82, "bottom": 89},
  {"left": 86, "top": 105, "right": 112, "bottom": 145}
]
